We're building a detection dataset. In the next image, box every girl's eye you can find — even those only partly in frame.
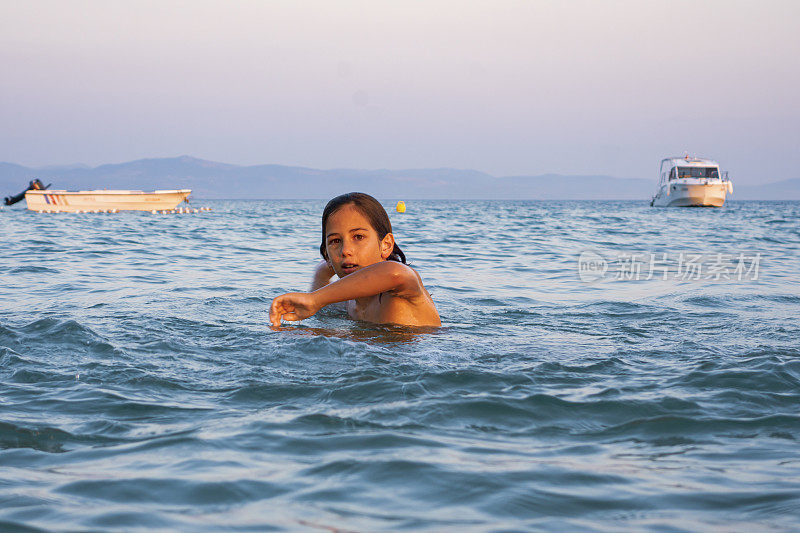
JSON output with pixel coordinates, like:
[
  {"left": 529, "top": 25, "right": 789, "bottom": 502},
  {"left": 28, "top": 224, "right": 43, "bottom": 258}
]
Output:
[
  {"left": 354, "top": 234, "right": 365, "bottom": 240},
  {"left": 328, "top": 238, "right": 341, "bottom": 245}
]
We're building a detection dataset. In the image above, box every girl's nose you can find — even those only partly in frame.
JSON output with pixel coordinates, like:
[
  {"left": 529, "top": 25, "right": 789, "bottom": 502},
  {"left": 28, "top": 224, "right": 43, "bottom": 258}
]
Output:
[{"left": 341, "top": 240, "right": 354, "bottom": 256}]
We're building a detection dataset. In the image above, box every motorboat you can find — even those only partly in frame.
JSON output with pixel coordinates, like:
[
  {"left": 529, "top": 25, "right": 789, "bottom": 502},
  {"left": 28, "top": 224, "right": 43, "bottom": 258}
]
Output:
[
  {"left": 650, "top": 156, "right": 733, "bottom": 207},
  {"left": 24, "top": 188, "right": 191, "bottom": 212}
]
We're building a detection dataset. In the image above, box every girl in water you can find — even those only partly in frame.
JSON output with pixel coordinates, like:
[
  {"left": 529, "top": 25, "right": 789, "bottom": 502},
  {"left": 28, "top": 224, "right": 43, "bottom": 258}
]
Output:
[{"left": 270, "top": 192, "right": 440, "bottom": 328}]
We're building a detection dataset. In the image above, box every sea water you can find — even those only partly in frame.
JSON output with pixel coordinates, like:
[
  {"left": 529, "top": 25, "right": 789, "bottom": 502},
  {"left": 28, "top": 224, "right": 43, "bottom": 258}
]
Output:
[{"left": 1, "top": 200, "right": 799, "bottom": 532}]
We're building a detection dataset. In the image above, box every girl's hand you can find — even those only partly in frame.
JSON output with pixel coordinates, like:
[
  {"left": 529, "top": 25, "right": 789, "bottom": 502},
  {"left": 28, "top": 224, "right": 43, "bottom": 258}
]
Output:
[{"left": 270, "top": 292, "right": 320, "bottom": 327}]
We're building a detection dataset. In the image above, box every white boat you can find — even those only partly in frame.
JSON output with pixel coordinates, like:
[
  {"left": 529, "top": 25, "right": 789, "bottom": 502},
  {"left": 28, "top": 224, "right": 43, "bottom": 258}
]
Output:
[
  {"left": 650, "top": 156, "right": 733, "bottom": 207},
  {"left": 25, "top": 189, "right": 192, "bottom": 212}
]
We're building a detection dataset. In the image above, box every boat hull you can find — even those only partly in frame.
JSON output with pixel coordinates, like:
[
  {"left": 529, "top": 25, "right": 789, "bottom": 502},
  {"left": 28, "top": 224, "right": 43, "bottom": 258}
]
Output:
[
  {"left": 651, "top": 182, "right": 728, "bottom": 207},
  {"left": 25, "top": 189, "right": 191, "bottom": 212}
]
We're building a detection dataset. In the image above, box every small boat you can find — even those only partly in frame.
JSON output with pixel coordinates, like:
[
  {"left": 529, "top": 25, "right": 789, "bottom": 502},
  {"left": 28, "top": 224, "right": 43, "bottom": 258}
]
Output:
[
  {"left": 24, "top": 188, "right": 192, "bottom": 212},
  {"left": 650, "top": 156, "right": 733, "bottom": 207}
]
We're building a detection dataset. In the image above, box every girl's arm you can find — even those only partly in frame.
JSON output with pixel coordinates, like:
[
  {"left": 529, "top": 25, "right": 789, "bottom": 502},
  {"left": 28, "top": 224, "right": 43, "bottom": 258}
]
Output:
[{"left": 270, "top": 261, "right": 418, "bottom": 326}]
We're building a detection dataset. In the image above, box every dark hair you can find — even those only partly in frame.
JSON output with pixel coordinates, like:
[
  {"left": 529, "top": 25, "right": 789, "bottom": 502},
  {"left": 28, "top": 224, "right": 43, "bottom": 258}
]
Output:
[{"left": 320, "top": 192, "right": 406, "bottom": 263}]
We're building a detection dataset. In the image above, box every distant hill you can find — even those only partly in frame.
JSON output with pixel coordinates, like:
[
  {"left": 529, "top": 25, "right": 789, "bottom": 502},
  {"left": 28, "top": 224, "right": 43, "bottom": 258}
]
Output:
[
  {"left": 732, "top": 179, "right": 800, "bottom": 200},
  {"left": 1, "top": 156, "right": 797, "bottom": 200}
]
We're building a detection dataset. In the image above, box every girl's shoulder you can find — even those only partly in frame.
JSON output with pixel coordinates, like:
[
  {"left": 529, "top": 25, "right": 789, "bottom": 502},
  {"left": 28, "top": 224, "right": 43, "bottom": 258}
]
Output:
[{"left": 384, "top": 262, "right": 430, "bottom": 300}]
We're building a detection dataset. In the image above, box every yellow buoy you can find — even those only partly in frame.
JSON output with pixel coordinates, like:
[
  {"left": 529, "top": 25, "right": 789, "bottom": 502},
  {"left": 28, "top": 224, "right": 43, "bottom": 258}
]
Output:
[{"left": 396, "top": 201, "right": 406, "bottom": 213}]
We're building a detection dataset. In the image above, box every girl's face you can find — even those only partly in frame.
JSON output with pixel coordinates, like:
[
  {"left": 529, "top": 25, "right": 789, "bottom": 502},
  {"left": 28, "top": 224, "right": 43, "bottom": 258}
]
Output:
[{"left": 324, "top": 203, "right": 395, "bottom": 278}]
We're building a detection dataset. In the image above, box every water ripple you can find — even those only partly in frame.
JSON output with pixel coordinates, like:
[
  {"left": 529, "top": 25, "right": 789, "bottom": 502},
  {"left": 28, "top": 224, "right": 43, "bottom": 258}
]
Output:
[{"left": 1, "top": 200, "right": 799, "bottom": 531}]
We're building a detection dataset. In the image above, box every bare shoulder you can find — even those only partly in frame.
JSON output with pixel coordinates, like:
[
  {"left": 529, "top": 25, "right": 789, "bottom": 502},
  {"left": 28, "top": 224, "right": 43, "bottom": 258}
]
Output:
[
  {"left": 381, "top": 263, "right": 440, "bottom": 326},
  {"left": 383, "top": 261, "right": 428, "bottom": 297}
]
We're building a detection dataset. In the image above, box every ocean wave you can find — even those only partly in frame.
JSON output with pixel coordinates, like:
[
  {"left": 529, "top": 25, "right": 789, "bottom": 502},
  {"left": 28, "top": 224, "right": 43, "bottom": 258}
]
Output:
[
  {"left": 590, "top": 414, "right": 800, "bottom": 441},
  {"left": 0, "top": 421, "right": 73, "bottom": 453},
  {"left": 55, "top": 477, "right": 289, "bottom": 506},
  {"left": 2, "top": 200, "right": 800, "bottom": 531}
]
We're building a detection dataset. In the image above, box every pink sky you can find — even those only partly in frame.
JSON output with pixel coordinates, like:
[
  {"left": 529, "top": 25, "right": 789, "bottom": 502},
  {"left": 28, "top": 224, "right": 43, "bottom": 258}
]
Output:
[{"left": 2, "top": 0, "right": 798, "bottom": 184}]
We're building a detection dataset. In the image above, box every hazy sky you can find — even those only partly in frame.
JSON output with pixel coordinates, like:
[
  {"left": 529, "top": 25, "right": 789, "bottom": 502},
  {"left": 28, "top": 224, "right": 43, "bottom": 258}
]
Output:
[{"left": 2, "top": 0, "right": 798, "bottom": 183}]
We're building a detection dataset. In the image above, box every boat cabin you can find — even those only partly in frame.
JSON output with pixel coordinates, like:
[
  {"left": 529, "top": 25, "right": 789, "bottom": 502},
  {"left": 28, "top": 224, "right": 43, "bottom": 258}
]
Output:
[{"left": 658, "top": 156, "right": 728, "bottom": 187}]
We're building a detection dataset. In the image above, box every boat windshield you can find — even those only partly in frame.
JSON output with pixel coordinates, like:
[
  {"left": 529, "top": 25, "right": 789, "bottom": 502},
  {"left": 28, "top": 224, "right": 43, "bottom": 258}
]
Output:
[{"left": 677, "top": 166, "right": 720, "bottom": 178}]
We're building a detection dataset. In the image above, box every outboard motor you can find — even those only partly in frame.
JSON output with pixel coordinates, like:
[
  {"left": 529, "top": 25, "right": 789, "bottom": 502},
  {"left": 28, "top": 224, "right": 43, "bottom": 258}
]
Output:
[{"left": 4, "top": 179, "right": 50, "bottom": 206}]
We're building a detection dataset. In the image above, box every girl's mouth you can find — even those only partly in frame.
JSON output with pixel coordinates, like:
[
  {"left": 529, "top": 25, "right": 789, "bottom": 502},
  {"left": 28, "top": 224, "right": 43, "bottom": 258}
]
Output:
[{"left": 341, "top": 263, "right": 358, "bottom": 274}]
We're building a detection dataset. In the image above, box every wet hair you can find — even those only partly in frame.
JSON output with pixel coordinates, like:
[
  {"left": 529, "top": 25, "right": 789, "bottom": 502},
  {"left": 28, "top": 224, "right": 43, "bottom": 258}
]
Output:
[{"left": 320, "top": 192, "right": 406, "bottom": 264}]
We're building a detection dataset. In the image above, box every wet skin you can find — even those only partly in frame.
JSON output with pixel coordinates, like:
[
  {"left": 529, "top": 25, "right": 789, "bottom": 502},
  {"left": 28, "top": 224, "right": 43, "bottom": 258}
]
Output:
[{"left": 270, "top": 204, "right": 440, "bottom": 328}]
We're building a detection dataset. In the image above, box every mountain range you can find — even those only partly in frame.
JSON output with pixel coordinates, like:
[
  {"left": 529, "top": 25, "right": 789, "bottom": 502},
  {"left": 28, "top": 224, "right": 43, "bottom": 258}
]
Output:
[{"left": 2, "top": 156, "right": 797, "bottom": 200}]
